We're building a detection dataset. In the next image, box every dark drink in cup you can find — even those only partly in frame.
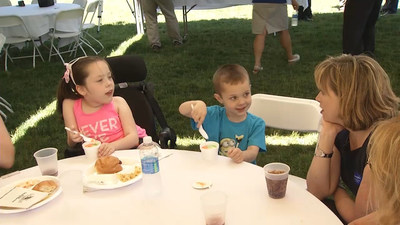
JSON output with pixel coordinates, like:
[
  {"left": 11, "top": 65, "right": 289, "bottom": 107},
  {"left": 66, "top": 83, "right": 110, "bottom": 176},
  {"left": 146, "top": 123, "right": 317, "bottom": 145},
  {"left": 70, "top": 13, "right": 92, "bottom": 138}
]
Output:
[
  {"left": 265, "top": 177, "right": 288, "bottom": 199},
  {"left": 263, "top": 163, "right": 290, "bottom": 199}
]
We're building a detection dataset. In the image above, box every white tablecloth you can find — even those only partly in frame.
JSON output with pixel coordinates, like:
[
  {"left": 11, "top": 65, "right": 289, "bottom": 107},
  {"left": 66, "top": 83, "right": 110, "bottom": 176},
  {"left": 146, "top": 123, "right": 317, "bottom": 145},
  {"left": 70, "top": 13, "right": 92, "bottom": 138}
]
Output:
[
  {"left": 0, "top": 150, "right": 342, "bottom": 225},
  {"left": 0, "top": 3, "right": 81, "bottom": 38}
]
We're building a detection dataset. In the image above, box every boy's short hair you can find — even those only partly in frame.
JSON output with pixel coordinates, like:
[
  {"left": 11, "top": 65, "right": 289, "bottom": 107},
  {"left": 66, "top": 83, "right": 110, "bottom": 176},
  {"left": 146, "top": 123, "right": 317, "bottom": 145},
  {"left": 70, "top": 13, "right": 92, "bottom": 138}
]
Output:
[
  {"left": 213, "top": 64, "right": 250, "bottom": 94},
  {"left": 314, "top": 54, "right": 399, "bottom": 130}
]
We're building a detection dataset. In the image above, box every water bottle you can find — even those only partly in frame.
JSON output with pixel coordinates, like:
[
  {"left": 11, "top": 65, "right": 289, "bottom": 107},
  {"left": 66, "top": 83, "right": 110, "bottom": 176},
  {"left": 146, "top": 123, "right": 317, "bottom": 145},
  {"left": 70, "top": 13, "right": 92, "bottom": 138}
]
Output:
[
  {"left": 291, "top": 11, "right": 298, "bottom": 27},
  {"left": 138, "top": 136, "right": 161, "bottom": 195}
]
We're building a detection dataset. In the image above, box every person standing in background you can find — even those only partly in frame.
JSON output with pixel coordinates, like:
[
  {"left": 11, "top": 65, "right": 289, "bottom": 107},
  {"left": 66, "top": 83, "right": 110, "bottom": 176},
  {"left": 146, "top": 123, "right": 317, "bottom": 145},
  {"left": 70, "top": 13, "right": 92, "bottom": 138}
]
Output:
[
  {"left": 298, "top": 0, "right": 312, "bottom": 21},
  {"left": 381, "top": 0, "right": 399, "bottom": 15},
  {"left": 251, "top": 0, "right": 300, "bottom": 75},
  {"left": 342, "top": 0, "right": 382, "bottom": 56},
  {"left": 140, "top": 0, "right": 183, "bottom": 52}
]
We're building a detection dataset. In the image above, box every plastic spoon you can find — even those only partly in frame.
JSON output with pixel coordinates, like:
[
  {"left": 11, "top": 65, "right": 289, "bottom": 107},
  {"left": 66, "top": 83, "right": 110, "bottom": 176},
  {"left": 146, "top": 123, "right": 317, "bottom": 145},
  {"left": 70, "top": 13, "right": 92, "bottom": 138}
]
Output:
[
  {"left": 191, "top": 104, "right": 209, "bottom": 140},
  {"left": 64, "top": 127, "right": 94, "bottom": 142}
]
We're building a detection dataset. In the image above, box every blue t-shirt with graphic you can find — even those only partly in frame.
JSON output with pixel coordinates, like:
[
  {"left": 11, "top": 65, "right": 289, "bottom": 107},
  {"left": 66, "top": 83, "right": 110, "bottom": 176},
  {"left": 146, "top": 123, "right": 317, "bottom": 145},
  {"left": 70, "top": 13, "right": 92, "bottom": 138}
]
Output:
[{"left": 191, "top": 105, "right": 266, "bottom": 164}]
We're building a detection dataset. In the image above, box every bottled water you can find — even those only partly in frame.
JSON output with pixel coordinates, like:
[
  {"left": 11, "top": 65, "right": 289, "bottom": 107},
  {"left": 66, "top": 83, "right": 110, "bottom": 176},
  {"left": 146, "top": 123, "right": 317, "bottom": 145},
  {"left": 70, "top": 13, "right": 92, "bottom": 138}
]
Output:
[
  {"left": 292, "top": 11, "right": 298, "bottom": 27},
  {"left": 138, "top": 136, "right": 161, "bottom": 195}
]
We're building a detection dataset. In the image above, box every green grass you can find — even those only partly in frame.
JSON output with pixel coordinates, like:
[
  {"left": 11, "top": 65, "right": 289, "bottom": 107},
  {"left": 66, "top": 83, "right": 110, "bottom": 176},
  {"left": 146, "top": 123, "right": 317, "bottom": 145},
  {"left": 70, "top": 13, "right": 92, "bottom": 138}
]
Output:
[{"left": 1, "top": 1, "right": 399, "bottom": 178}]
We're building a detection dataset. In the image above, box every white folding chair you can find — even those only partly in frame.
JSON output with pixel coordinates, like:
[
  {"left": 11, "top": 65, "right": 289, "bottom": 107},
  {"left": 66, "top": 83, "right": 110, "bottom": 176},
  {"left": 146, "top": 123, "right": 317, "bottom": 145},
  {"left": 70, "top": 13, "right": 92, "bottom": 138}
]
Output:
[
  {"left": 80, "top": 0, "right": 104, "bottom": 55},
  {"left": 248, "top": 93, "right": 322, "bottom": 188},
  {"left": 73, "top": 0, "right": 87, "bottom": 9},
  {"left": 0, "top": 0, "right": 11, "bottom": 6},
  {"left": 48, "top": 8, "right": 86, "bottom": 64},
  {"left": 0, "top": 15, "right": 44, "bottom": 71}
]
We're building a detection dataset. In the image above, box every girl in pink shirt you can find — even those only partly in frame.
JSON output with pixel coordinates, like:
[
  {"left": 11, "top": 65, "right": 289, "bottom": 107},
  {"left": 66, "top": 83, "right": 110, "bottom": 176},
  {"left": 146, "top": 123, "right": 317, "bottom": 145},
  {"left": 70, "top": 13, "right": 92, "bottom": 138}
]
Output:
[{"left": 57, "top": 56, "right": 146, "bottom": 157}]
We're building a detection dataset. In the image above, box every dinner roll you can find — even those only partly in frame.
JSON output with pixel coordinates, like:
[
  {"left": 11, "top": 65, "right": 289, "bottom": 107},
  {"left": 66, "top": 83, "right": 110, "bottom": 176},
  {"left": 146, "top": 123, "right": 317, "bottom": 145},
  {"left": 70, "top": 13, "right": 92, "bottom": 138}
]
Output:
[
  {"left": 95, "top": 156, "right": 123, "bottom": 174},
  {"left": 32, "top": 180, "right": 58, "bottom": 193}
]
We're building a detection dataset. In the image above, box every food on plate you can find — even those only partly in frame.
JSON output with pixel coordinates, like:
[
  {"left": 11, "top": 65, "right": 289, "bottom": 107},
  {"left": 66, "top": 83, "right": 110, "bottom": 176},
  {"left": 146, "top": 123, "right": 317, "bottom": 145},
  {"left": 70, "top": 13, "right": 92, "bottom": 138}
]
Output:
[
  {"left": 95, "top": 156, "right": 123, "bottom": 174},
  {"left": 116, "top": 166, "right": 142, "bottom": 182},
  {"left": 16, "top": 179, "right": 41, "bottom": 189},
  {"left": 32, "top": 180, "right": 58, "bottom": 193}
]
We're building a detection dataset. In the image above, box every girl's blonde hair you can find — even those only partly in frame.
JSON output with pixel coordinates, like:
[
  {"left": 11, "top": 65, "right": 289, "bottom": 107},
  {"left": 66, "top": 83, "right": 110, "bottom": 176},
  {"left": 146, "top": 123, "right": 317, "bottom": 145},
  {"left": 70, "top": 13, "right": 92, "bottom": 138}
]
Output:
[
  {"left": 368, "top": 116, "right": 400, "bottom": 225},
  {"left": 314, "top": 54, "right": 399, "bottom": 130}
]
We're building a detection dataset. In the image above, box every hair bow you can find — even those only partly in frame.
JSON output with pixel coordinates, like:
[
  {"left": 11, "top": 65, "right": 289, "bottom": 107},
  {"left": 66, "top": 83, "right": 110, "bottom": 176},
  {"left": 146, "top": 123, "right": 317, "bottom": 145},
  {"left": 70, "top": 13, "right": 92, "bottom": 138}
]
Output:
[{"left": 63, "top": 63, "right": 72, "bottom": 84}]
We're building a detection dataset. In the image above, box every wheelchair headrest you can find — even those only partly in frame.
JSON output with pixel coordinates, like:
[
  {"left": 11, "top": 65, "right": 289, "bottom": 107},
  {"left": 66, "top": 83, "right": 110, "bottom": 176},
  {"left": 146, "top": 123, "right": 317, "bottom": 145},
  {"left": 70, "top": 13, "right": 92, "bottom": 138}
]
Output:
[{"left": 105, "top": 55, "right": 147, "bottom": 84}]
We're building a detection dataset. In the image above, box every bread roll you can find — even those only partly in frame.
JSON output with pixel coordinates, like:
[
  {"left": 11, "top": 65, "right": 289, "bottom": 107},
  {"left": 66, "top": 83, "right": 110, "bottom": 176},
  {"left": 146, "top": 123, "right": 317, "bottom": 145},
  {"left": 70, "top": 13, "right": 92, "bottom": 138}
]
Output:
[
  {"left": 32, "top": 180, "right": 58, "bottom": 193},
  {"left": 95, "top": 156, "right": 123, "bottom": 174}
]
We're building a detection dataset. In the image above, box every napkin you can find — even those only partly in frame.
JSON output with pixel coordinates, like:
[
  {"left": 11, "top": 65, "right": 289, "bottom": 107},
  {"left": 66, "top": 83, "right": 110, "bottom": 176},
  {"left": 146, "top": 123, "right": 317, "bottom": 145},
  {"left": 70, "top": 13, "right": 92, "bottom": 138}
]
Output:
[{"left": 0, "top": 187, "right": 49, "bottom": 209}]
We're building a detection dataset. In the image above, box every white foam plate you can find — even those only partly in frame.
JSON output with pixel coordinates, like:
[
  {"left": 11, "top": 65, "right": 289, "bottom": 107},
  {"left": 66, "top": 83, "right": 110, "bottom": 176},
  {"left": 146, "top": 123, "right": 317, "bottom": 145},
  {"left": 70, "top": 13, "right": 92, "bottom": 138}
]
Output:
[
  {"left": 0, "top": 176, "right": 62, "bottom": 214},
  {"left": 83, "top": 157, "right": 142, "bottom": 190}
]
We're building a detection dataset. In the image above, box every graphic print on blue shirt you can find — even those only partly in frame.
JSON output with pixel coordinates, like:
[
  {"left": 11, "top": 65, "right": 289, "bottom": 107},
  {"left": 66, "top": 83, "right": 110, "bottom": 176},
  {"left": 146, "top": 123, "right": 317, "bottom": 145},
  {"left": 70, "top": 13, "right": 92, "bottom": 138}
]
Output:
[
  {"left": 219, "top": 134, "right": 244, "bottom": 156},
  {"left": 353, "top": 172, "right": 362, "bottom": 185}
]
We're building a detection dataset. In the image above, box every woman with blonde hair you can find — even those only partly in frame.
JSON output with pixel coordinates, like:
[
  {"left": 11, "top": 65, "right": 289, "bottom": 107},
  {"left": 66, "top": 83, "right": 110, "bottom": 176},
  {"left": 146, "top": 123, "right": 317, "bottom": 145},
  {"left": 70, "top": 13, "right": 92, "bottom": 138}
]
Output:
[
  {"left": 306, "top": 54, "right": 399, "bottom": 223},
  {"left": 350, "top": 116, "right": 400, "bottom": 225}
]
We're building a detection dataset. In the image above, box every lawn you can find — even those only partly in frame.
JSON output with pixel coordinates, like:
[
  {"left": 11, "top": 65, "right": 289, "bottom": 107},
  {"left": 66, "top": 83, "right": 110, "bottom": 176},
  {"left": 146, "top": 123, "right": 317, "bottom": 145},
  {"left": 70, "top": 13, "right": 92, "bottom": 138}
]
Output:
[{"left": 1, "top": 0, "right": 399, "bottom": 177}]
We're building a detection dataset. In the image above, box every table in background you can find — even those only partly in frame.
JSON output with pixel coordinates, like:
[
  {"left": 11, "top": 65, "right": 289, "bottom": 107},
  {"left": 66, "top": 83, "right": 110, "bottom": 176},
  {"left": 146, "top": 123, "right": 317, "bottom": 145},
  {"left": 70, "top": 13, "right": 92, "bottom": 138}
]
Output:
[
  {"left": 0, "top": 3, "right": 81, "bottom": 39},
  {"left": 0, "top": 150, "right": 343, "bottom": 225}
]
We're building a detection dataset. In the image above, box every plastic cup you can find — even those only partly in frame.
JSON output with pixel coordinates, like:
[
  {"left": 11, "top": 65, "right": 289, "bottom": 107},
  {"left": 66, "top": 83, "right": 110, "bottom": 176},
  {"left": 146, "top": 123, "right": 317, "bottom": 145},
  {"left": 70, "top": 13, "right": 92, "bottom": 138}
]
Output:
[
  {"left": 33, "top": 147, "right": 58, "bottom": 176},
  {"left": 200, "top": 141, "right": 219, "bottom": 161},
  {"left": 263, "top": 162, "right": 290, "bottom": 199},
  {"left": 82, "top": 140, "right": 101, "bottom": 162},
  {"left": 201, "top": 191, "right": 227, "bottom": 225}
]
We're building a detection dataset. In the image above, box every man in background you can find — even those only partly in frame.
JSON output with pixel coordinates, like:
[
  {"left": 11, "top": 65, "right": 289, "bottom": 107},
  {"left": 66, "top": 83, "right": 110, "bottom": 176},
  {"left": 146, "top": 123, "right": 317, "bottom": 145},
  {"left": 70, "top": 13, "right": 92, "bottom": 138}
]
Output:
[{"left": 141, "top": 0, "right": 183, "bottom": 52}]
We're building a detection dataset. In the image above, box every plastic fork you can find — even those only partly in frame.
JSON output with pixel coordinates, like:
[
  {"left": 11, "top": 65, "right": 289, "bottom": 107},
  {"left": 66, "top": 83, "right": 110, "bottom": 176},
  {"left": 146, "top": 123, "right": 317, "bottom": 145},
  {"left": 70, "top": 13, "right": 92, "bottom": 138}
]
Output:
[
  {"left": 190, "top": 104, "right": 209, "bottom": 140},
  {"left": 64, "top": 127, "right": 94, "bottom": 142}
]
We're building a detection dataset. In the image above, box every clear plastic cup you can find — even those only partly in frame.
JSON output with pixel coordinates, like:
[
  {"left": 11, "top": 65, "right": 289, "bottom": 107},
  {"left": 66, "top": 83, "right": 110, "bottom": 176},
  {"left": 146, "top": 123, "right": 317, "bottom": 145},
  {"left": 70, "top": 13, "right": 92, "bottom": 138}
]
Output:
[
  {"left": 33, "top": 147, "right": 58, "bottom": 176},
  {"left": 201, "top": 191, "right": 227, "bottom": 225}
]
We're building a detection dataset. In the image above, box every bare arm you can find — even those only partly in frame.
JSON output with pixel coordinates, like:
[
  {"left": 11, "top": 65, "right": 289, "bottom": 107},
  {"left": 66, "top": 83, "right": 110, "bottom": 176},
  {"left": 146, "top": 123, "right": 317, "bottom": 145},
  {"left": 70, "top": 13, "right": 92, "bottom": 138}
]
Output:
[
  {"left": 334, "top": 166, "right": 372, "bottom": 224},
  {"left": 179, "top": 100, "right": 207, "bottom": 127},
  {"left": 334, "top": 187, "right": 357, "bottom": 223},
  {"left": 98, "top": 97, "right": 139, "bottom": 156},
  {"left": 0, "top": 117, "right": 15, "bottom": 168},
  {"left": 307, "top": 120, "right": 343, "bottom": 199},
  {"left": 62, "top": 99, "right": 83, "bottom": 147},
  {"left": 227, "top": 145, "right": 259, "bottom": 163},
  {"left": 291, "top": 0, "right": 299, "bottom": 10}
]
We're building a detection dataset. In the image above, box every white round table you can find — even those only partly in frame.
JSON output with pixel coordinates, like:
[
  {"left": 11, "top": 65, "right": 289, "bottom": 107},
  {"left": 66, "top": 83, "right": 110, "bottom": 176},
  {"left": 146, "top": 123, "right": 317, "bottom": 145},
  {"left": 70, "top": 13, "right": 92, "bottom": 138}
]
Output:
[
  {"left": 0, "top": 3, "right": 81, "bottom": 38},
  {"left": 0, "top": 149, "right": 343, "bottom": 225}
]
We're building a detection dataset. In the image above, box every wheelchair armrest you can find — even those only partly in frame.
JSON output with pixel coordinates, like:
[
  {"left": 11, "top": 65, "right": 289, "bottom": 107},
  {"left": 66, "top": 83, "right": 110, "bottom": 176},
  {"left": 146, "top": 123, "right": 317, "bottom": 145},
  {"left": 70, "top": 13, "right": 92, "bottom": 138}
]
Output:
[{"left": 158, "top": 127, "right": 177, "bottom": 149}]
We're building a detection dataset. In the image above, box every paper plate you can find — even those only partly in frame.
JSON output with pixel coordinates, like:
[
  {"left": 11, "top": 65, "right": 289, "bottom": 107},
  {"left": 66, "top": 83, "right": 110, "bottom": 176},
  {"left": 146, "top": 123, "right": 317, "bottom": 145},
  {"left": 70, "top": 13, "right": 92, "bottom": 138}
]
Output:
[
  {"left": 0, "top": 176, "right": 62, "bottom": 214},
  {"left": 83, "top": 157, "right": 142, "bottom": 190}
]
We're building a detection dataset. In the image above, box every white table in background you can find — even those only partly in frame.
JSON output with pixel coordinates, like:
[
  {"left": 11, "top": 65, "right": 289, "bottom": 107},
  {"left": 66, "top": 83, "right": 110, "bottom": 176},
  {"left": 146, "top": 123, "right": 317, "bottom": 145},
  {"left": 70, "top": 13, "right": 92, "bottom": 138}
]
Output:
[
  {"left": 0, "top": 3, "right": 81, "bottom": 39},
  {"left": 0, "top": 149, "right": 343, "bottom": 225}
]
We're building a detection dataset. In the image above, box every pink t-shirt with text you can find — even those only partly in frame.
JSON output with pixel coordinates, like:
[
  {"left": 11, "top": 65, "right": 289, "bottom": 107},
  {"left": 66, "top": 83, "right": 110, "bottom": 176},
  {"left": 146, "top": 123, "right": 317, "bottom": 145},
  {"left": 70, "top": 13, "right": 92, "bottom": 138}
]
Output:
[{"left": 73, "top": 99, "right": 147, "bottom": 143}]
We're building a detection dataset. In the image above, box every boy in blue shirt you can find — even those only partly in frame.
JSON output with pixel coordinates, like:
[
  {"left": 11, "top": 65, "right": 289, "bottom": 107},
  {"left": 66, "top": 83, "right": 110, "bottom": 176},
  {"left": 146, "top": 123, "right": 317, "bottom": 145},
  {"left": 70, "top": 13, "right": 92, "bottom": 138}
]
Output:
[{"left": 179, "top": 64, "right": 266, "bottom": 164}]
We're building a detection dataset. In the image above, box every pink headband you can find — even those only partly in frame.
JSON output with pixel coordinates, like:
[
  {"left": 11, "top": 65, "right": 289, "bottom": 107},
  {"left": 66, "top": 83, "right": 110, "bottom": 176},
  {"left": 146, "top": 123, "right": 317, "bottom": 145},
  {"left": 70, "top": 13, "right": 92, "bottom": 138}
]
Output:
[{"left": 62, "top": 56, "right": 86, "bottom": 85}]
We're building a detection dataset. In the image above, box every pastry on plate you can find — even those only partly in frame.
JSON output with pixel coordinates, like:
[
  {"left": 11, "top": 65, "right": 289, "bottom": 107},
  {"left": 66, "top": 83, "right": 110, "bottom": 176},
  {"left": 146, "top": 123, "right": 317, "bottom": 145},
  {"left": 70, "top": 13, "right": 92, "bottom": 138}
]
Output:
[
  {"left": 95, "top": 156, "right": 123, "bottom": 174},
  {"left": 32, "top": 180, "right": 58, "bottom": 193}
]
